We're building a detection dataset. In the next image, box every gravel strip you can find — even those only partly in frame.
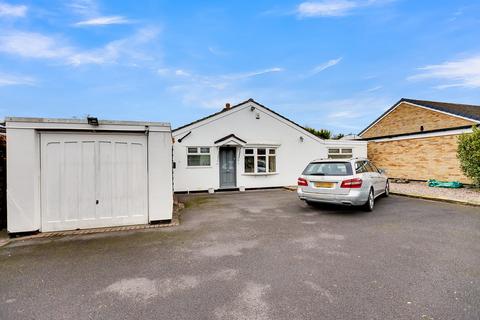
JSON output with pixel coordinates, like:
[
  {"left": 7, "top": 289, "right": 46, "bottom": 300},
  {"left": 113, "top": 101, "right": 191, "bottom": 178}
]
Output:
[{"left": 390, "top": 181, "right": 480, "bottom": 205}]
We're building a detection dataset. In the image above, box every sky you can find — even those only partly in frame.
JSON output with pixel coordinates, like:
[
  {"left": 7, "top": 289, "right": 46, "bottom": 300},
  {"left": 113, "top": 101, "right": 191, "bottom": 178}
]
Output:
[{"left": 0, "top": 0, "right": 479, "bottom": 134}]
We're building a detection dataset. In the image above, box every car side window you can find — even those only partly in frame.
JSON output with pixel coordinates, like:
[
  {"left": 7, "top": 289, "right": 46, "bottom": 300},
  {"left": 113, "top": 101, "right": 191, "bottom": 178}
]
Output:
[
  {"left": 365, "top": 162, "right": 376, "bottom": 173},
  {"left": 369, "top": 162, "right": 380, "bottom": 173},
  {"left": 355, "top": 161, "right": 368, "bottom": 174}
]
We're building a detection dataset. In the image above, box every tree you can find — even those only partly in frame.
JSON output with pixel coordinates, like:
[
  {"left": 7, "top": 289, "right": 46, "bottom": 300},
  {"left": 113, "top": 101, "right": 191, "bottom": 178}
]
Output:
[
  {"left": 457, "top": 125, "right": 480, "bottom": 186},
  {"left": 304, "top": 127, "right": 331, "bottom": 139}
]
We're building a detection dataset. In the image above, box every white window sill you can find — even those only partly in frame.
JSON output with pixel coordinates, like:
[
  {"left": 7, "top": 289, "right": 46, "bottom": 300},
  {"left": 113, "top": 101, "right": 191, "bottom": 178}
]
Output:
[
  {"left": 186, "top": 166, "right": 212, "bottom": 169},
  {"left": 242, "top": 172, "right": 278, "bottom": 176}
]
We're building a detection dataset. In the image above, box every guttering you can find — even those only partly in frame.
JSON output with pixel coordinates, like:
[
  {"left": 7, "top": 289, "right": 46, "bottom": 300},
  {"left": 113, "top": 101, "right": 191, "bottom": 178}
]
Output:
[{"left": 363, "top": 125, "right": 474, "bottom": 142}]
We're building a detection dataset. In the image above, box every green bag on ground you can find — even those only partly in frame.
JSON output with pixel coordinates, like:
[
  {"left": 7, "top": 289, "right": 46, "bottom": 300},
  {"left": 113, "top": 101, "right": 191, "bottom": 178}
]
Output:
[{"left": 427, "top": 179, "right": 463, "bottom": 188}]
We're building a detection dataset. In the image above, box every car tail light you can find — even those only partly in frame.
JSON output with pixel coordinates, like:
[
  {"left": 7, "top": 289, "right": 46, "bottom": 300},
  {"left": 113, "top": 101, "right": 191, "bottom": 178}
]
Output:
[
  {"left": 297, "top": 177, "right": 308, "bottom": 186},
  {"left": 340, "top": 178, "right": 362, "bottom": 188}
]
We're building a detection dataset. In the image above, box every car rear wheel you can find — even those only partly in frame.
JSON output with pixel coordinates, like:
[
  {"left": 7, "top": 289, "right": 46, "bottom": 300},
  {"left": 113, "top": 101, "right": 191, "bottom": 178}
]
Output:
[
  {"left": 363, "top": 189, "right": 374, "bottom": 211},
  {"left": 305, "top": 200, "right": 316, "bottom": 207}
]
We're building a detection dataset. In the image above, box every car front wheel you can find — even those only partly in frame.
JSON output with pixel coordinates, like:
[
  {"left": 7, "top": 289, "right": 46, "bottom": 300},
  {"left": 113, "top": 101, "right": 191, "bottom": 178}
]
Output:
[
  {"left": 364, "top": 189, "right": 374, "bottom": 211},
  {"left": 384, "top": 181, "right": 390, "bottom": 197}
]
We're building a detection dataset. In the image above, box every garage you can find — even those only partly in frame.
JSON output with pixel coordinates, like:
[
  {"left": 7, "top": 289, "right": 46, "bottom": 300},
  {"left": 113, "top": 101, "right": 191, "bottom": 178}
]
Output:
[{"left": 6, "top": 117, "right": 173, "bottom": 233}]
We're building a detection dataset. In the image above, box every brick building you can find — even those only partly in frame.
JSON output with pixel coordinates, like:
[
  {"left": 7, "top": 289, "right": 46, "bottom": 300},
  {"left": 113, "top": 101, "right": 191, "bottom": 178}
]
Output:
[{"left": 359, "top": 99, "right": 480, "bottom": 183}]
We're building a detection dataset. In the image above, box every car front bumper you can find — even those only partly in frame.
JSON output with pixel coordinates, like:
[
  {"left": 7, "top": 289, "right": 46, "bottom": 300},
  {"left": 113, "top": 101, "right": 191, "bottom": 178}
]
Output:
[{"left": 297, "top": 188, "right": 369, "bottom": 206}]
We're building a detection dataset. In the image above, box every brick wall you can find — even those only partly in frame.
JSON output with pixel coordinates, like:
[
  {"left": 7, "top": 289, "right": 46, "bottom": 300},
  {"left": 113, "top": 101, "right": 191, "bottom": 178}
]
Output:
[
  {"left": 362, "top": 102, "right": 475, "bottom": 138},
  {"left": 367, "top": 134, "right": 471, "bottom": 183}
]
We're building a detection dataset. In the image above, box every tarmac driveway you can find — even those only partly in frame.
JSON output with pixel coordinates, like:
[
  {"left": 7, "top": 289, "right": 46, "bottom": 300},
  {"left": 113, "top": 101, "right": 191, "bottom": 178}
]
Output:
[{"left": 0, "top": 189, "right": 479, "bottom": 320}]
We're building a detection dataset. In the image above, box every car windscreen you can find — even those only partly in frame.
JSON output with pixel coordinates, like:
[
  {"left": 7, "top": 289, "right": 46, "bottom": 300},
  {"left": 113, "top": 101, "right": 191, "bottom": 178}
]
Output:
[{"left": 302, "top": 162, "right": 353, "bottom": 176}]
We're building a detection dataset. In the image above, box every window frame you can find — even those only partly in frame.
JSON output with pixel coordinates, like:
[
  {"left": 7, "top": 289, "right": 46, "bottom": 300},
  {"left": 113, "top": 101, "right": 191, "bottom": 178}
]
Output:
[
  {"left": 243, "top": 147, "right": 277, "bottom": 174},
  {"left": 186, "top": 146, "right": 212, "bottom": 167},
  {"left": 328, "top": 148, "right": 353, "bottom": 159},
  {"left": 355, "top": 161, "right": 370, "bottom": 174}
]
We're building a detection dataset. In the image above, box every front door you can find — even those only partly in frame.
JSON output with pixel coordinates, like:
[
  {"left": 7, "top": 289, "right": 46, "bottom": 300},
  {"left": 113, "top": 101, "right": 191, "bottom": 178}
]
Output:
[{"left": 219, "top": 147, "right": 237, "bottom": 188}]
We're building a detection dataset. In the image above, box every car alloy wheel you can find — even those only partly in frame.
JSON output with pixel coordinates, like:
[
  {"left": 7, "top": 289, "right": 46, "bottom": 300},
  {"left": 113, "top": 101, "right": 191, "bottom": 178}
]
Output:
[{"left": 364, "top": 189, "right": 374, "bottom": 211}]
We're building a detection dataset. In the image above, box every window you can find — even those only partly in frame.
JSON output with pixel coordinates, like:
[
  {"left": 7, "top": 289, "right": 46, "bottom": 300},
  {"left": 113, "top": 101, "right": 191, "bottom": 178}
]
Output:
[
  {"left": 244, "top": 148, "right": 277, "bottom": 173},
  {"left": 187, "top": 147, "right": 211, "bottom": 166},
  {"left": 355, "top": 161, "right": 369, "bottom": 174},
  {"left": 328, "top": 148, "right": 353, "bottom": 159},
  {"left": 303, "top": 162, "right": 353, "bottom": 176},
  {"left": 366, "top": 162, "right": 379, "bottom": 173}
]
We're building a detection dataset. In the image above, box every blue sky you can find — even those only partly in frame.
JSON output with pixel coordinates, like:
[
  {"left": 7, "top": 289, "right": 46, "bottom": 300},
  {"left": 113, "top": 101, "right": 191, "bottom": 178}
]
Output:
[{"left": 0, "top": 0, "right": 479, "bottom": 134}]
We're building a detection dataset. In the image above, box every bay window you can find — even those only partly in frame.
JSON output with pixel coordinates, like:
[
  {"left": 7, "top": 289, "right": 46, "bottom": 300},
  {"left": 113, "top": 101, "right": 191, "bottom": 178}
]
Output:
[{"left": 244, "top": 148, "right": 276, "bottom": 173}]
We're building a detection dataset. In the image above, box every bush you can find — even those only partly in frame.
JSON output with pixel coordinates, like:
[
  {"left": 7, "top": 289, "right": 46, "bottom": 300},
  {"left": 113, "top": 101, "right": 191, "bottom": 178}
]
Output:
[
  {"left": 457, "top": 125, "right": 480, "bottom": 186},
  {"left": 304, "top": 127, "right": 331, "bottom": 139}
]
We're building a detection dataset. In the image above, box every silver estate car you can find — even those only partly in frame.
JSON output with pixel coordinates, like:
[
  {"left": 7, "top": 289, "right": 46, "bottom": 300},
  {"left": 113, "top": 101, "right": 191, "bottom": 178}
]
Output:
[{"left": 297, "top": 158, "right": 389, "bottom": 211}]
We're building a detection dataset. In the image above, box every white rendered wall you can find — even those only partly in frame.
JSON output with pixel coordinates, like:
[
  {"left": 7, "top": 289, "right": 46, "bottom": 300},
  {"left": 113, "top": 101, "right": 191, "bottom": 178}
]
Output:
[
  {"left": 6, "top": 128, "right": 41, "bottom": 232},
  {"left": 173, "top": 102, "right": 367, "bottom": 192},
  {"left": 148, "top": 131, "right": 173, "bottom": 221}
]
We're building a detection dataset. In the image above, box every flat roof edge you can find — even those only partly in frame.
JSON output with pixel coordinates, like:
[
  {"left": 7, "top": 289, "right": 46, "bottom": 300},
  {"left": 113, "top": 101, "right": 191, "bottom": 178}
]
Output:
[{"left": 5, "top": 117, "right": 171, "bottom": 128}]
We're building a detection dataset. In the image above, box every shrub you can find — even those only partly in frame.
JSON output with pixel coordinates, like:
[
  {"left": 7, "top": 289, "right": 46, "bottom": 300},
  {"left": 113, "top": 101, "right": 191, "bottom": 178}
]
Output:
[
  {"left": 457, "top": 125, "right": 480, "bottom": 186},
  {"left": 305, "top": 127, "right": 331, "bottom": 139}
]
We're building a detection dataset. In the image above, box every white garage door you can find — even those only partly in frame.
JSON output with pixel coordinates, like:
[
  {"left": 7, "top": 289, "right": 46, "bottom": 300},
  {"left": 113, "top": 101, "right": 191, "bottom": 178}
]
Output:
[{"left": 40, "top": 132, "right": 148, "bottom": 232}]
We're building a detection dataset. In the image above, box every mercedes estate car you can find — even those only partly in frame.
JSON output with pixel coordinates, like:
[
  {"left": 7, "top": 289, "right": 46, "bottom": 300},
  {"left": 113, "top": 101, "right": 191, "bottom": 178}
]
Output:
[{"left": 297, "top": 158, "right": 389, "bottom": 211}]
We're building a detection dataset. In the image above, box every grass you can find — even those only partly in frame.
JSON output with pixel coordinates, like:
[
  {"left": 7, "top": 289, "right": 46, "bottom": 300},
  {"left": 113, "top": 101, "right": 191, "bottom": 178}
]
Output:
[{"left": 184, "top": 196, "right": 212, "bottom": 209}]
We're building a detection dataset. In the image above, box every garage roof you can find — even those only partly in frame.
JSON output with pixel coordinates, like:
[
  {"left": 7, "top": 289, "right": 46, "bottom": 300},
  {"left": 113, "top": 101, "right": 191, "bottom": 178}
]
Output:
[{"left": 5, "top": 117, "right": 171, "bottom": 132}]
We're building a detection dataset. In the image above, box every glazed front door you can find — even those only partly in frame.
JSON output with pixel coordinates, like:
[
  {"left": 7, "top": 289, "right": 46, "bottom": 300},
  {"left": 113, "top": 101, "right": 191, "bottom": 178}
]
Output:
[{"left": 219, "top": 147, "right": 236, "bottom": 188}]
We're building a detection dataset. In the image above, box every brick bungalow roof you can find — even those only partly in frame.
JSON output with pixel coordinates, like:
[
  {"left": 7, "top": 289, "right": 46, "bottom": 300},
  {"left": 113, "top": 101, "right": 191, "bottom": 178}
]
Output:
[
  {"left": 402, "top": 99, "right": 480, "bottom": 122},
  {"left": 359, "top": 98, "right": 480, "bottom": 136}
]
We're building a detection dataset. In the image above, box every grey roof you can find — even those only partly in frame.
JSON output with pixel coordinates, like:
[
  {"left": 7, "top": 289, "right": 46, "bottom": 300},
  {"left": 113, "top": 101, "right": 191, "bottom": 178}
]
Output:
[
  {"left": 359, "top": 98, "right": 480, "bottom": 136},
  {"left": 402, "top": 99, "right": 480, "bottom": 121}
]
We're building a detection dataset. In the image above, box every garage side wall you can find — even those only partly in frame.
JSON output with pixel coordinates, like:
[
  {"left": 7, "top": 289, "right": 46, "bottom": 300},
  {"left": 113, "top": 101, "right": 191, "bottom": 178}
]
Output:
[
  {"left": 367, "top": 134, "right": 471, "bottom": 183},
  {"left": 148, "top": 131, "right": 173, "bottom": 221},
  {"left": 7, "top": 128, "right": 41, "bottom": 232}
]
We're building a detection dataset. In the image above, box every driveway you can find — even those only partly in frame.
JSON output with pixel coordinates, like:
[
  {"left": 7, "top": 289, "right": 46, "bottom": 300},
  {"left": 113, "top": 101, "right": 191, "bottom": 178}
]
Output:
[{"left": 1, "top": 190, "right": 479, "bottom": 320}]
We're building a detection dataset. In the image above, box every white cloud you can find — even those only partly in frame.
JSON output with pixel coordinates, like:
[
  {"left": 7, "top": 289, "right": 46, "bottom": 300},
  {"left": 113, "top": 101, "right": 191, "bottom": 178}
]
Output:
[
  {"left": 223, "top": 67, "right": 284, "bottom": 80},
  {"left": 208, "top": 46, "right": 228, "bottom": 56},
  {"left": 327, "top": 111, "right": 359, "bottom": 119},
  {"left": 158, "top": 67, "right": 283, "bottom": 82},
  {"left": 409, "top": 55, "right": 480, "bottom": 89},
  {"left": 74, "top": 15, "right": 131, "bottom": 26},
  {"left": 0, "top": 32, "right": 72, "bottom": 59},
  {"left": 298, "top": 1, "right": 357, "bottom": 17},
  {"left": 303, "top": 96, "right": 393, "bottom": 132},
  {"left": 69, "top": 0, "right": 132, "bottom": 27},
  {"left": 0, "top": 73, "right": 35, "bottom": 86},
  {"left": 68, "top": 0, "right": 98, "bottom": 17},
  {"left": 0, "top": 2, "right": 27, "bottom": 17},
  {"left": 297, "top": 0, "right": 394, "bottom": 18},
  {"left": 310, "top": 58, "right": 342, "bottom": 75},
  {"left": 175, "top": 69, "right": 191, "bottom": 77},
  {"left": 0, "top": 27, "right": 160, "bottom": 66},
  {"left": 67, "top": 27, "right": 160, "bottom": 66},
  {"left": 365, "top": 85, "right": 382, "bottom": 92},
  {"left": 158, "top": 67, "right": 284, "bottom": 109}
]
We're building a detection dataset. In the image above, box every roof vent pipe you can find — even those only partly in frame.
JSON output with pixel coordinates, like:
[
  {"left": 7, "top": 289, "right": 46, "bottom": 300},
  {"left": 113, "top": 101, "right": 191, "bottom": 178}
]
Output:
[{"left": 224, "top": 103, "right": 231, "bottom": 111}]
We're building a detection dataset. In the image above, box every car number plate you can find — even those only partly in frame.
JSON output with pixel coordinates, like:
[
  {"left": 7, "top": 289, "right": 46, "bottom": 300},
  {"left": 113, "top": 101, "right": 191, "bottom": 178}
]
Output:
[{"left": 314, "top": 182, "right": 334, "bottom": 188}]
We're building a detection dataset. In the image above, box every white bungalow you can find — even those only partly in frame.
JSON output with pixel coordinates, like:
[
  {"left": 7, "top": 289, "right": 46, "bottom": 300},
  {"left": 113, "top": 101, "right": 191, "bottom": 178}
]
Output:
[{"left": 172, "top": 99, "right": 367, "bottom": 192}]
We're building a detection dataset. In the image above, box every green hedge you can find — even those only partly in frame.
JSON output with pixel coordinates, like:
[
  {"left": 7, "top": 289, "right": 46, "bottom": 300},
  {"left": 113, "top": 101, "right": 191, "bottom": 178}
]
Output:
[{"left": 457, "top": 125, "right": 480, "bottom": 186}]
